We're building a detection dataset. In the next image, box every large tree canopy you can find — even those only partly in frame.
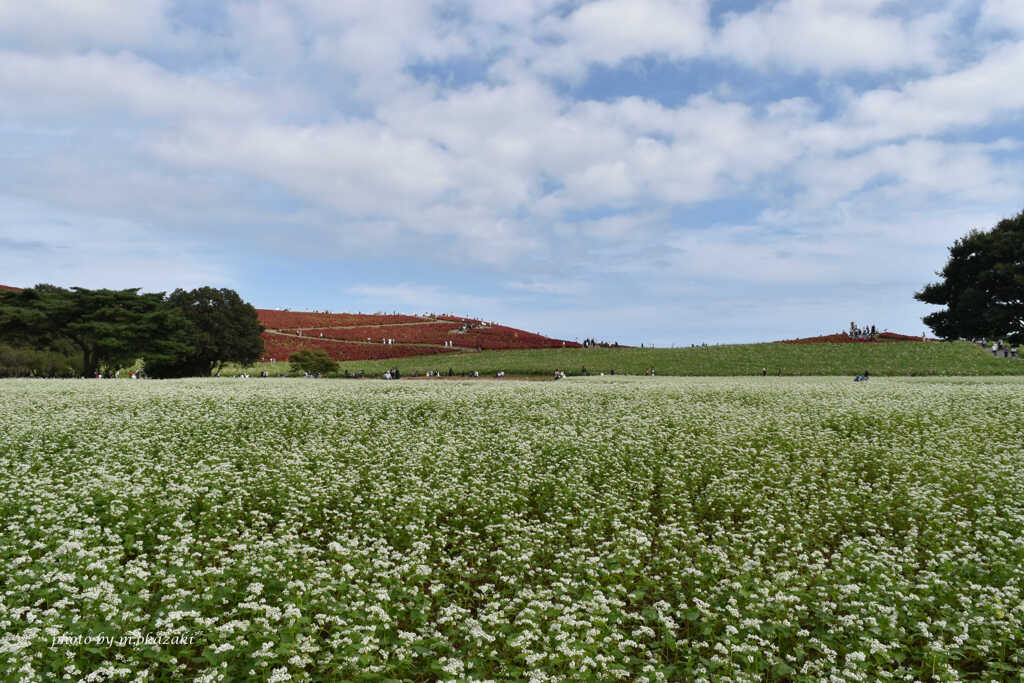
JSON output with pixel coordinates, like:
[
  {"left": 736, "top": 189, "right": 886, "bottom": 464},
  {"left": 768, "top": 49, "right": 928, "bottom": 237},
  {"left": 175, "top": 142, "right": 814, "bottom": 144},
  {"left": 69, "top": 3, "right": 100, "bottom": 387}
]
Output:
[
  {"left": 146, "top": 287, "right": 264, "bottom": 377},
  {"left": 0, "top": 285, "right": 191, "bottom": 376},
  {"left": 915, "top": 210, "right": 1024, "bottom": 343}
]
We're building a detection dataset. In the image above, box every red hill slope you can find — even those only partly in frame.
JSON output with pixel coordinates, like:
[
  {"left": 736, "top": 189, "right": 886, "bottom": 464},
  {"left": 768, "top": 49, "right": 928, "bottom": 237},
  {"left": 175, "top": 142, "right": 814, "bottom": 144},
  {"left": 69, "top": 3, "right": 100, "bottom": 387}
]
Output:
[{"left": 256, "top": 309, "right": 579, "bottom": 362}]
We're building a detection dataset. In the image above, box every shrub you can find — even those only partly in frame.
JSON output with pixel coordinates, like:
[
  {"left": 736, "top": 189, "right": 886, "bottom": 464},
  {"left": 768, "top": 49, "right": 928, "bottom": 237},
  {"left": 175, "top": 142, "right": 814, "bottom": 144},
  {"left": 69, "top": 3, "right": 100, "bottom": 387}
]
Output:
[{"left": 289, "top": 349, "right": 338, "bottom": 375}]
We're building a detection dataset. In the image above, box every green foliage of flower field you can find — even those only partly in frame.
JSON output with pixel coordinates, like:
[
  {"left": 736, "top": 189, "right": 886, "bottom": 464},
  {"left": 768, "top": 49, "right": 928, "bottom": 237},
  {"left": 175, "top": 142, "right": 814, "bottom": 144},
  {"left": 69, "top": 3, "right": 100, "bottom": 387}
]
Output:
[
  {"left": 245, "top": 340, "right": 1024, "bottom": 378},
  {"left": 2, "top": 377, "right": 1023, "bottom": 681}
]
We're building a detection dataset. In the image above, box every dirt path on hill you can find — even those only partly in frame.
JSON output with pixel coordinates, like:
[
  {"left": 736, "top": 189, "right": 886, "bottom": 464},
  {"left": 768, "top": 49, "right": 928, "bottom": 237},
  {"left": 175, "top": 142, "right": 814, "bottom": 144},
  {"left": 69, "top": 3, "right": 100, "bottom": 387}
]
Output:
[
  {"left": 269, "top": 318, "right": 487, "bottom": 331},
  {"left": 263, "top": 329, "right": 479, "bottom": 351}
]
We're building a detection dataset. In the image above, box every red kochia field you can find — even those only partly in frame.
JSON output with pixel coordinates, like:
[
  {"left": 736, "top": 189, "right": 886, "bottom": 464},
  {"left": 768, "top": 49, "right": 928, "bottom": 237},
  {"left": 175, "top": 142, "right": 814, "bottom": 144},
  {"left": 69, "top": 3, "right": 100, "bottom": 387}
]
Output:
[
  {"left": 256, "top": 308, "right": 579, "bottom": 361},
  {"left": 260, "top": 333, "right": 456, "bottom": 362},
  {"left": 281, "top": 322, "right": 460, "bottom": 344},
  {"left": 256, "top": 309, "right": 425, "bottom": 329}
]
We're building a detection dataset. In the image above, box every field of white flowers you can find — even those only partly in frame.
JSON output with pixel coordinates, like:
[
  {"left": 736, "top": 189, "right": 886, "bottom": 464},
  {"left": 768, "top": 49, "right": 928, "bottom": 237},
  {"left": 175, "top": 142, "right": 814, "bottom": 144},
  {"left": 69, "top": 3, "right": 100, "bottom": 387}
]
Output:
[{"left": 1, "top": 376, "right": 1022, "bottom": 682}]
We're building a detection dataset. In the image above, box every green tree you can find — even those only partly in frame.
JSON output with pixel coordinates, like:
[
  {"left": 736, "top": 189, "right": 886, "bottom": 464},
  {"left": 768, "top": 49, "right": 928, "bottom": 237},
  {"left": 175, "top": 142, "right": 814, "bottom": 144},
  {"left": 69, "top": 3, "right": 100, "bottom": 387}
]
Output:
[
  {"left": 146, "top": 287, "right": 264, "bottom": 377},
  {"left": 289, "top": 349, "right": 338, "bottom": 375},
  {"left": 915, "top": 210, "right": 1024, "bottom": 343},
  {"left": 0, "top": 285, "right": 190, "bottom": 376}
]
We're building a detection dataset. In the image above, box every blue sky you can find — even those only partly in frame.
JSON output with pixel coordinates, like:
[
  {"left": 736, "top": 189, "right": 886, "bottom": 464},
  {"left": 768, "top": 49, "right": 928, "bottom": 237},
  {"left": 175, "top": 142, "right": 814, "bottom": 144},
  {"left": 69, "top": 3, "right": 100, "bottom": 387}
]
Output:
[{"left": 2, "top": 0, "right": 1023, "bottom": 345}]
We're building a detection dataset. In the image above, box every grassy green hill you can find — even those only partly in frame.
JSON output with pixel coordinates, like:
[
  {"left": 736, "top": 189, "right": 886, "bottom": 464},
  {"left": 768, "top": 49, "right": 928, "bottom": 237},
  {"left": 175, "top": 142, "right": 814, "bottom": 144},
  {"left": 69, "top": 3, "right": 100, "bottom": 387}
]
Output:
[{"left": 235, "top": 341, "right": 1023, "bottom": 377}]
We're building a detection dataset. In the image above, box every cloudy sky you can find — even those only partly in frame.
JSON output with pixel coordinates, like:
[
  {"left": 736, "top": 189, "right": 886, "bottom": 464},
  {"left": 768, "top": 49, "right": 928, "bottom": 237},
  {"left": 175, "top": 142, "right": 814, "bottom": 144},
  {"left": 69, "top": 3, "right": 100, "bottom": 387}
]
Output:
[{"left": 2, "top": 1, "right": 1023, "bottom": 345}]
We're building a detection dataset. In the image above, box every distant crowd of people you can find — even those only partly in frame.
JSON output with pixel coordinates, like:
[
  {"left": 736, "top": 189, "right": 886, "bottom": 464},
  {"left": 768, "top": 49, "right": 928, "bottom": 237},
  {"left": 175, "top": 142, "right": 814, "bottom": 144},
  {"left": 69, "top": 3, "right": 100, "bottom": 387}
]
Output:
[
  {"left": 581, "top": 338, "right": 619, "bottom": 348},
  {"left": 848, "top": 322, "right": 878, "bottom": 339},
  {"left": 978, "top": 339, "right": 1019, "bottom": 358}
]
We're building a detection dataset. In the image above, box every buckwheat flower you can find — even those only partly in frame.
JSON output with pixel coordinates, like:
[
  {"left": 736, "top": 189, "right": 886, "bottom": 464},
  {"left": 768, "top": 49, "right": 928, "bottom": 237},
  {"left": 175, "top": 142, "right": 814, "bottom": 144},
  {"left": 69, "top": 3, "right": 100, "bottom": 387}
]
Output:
[
  {"left": 366, "top": 605, "right": 390, "bottom": 622},
  {"left": 267, "top": 667, "right": 292, "bottom": 682},
  {"left": 440, "top": 658, "right": 464, "bottom": 676}
]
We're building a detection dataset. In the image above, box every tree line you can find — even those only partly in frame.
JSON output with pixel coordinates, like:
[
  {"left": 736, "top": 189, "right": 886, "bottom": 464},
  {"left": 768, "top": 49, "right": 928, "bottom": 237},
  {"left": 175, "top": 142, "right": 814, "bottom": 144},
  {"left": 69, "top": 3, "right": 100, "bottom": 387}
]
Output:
[{"left": 0, "top": 285, "right": 264, "bottom": 377}]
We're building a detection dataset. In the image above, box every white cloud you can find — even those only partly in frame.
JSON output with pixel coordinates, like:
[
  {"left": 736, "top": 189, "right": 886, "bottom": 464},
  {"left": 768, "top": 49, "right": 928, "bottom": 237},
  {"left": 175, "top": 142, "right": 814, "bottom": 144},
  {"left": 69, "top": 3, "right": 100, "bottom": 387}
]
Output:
[
  {"left": 0, "top": 195, "right": 229, "bottom": 292},
  {"left": 838, "top": 41, "right": 1024, "bottom": 142},
  {"left": 504, "top": 280, "right": 588, "bottom": 296},
  {"left": 150, "top": 120, "right": 455, "bottom": 213},
  {"left": 347, "top": 283, "right": 502, "bottom": 317},
  {"left": 0, "top": 0, "right": 170, "bottom": 51},
  {"left": 533, "top": 0, "right": 711, "bottom": 79},
  {"left": 2, "top": 0, "right": 1023, "bottom": 343},
  {"left": 791, "top": 139, "right": 1023, "bottom": 209},
  {"left": 979, "top": 0, "right": 1024, "bottom": 34},
  {"left": 0, "top": 51, "right": 264, "bottom": 121},
  {"left": 716, "top": 0, "right": 948, "bottom": 73}
]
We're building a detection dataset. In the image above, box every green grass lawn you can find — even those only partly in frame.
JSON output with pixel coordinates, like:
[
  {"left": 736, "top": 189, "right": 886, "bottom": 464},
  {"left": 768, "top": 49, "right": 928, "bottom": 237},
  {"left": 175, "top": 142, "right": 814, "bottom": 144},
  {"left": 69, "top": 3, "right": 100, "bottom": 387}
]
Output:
[{"left": 234, "top": 341, "right": 1023, "bottom": 377}]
